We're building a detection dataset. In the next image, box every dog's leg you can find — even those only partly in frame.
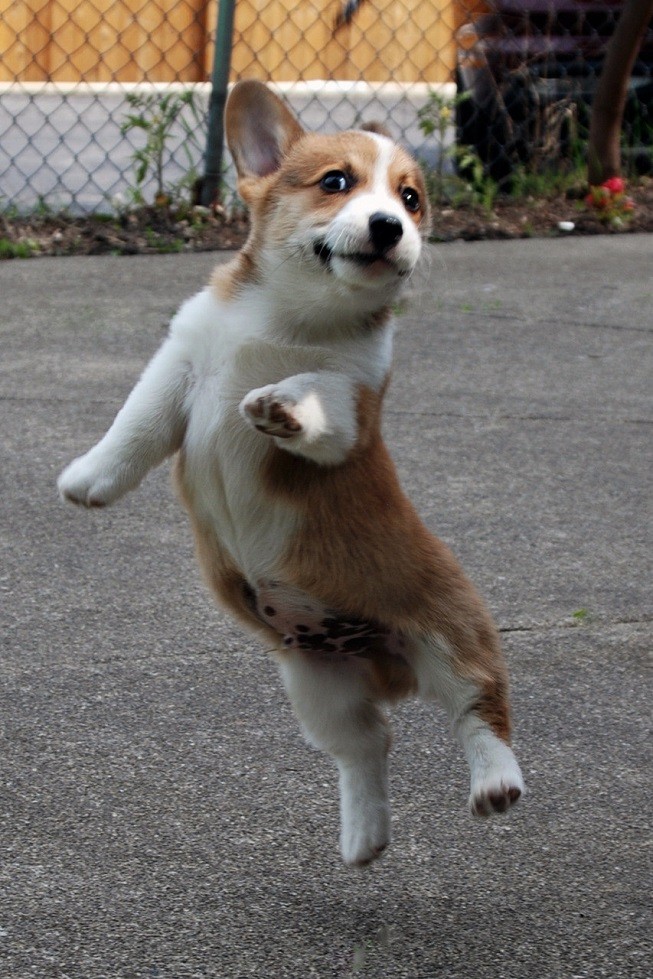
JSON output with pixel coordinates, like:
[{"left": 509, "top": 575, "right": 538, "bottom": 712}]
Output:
[
  {"left": 277, "top": 651, "right": 391, "bottom": 866},
  {"left": 58, "top": 334, "right": 190, "bottom": 507},
  {"left": 409, "top": 634, "right": 524, "bottom": 817},
  {"left": 239, "top": 371, "right": 359, "bottom": 465}
]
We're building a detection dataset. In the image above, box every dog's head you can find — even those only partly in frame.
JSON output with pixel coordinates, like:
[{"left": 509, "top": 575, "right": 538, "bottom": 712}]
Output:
[{"left": 225, "top": 81, "right": 429, "bottom": 311}]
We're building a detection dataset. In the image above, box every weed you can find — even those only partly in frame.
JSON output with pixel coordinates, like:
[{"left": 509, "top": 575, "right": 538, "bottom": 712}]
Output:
[
  {"left": 0, "top": 237, "right": 37, "bottom": 259},
  {"left": 0, "top": 197, "right": 20, "bottom": 221},
  {"left": 418, "top": 89, "right": 498, "bottom": 211},
  {"left": 349, "top": 924, "right": 394, "bottom": 975},
  {"left": 144, "top": 226, "right": 185, "bottom": 253},
  {"left": 120, "top": 90, "right": 204, "bottom": 207},
  {"left": 508, "top": 162, "right": 586, "bottom": 200},
  {"left": 417, "top": 90, "right": 468, "bottom": 189},
  {"left": 571, "top": 608, "right": 593, "bottom": 625},
  {"left": 621, "top": 92, "right": 653, "bottom": 176},
  {"left": 391, "top": 299, "right": 408, "bottom": 316},
  {"left": 33, "top": 196, "right": 55, "bottom": 219}
]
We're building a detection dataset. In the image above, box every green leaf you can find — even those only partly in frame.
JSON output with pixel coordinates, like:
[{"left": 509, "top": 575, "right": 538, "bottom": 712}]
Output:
[{"left": 572, "top": 609, "right": 590, "bottom": 621}]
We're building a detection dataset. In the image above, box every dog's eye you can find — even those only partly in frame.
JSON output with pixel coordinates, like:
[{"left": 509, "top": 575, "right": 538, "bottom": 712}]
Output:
[
  {"left": 401, "top": 186, "right": 420, "bottom": 213},
  {"left": 320, "top": 170, "right": 353, "bottom": 193}
]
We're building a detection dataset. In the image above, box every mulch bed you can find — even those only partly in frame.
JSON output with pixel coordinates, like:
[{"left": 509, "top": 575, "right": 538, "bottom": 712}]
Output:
[{"left": 2, "top": 178, "right": 653, "bottom": 257}]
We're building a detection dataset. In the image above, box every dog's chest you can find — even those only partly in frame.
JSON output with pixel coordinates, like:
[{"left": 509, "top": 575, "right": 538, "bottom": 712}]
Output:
[
  {"left": 180, "top": 369, "right": 293, "bottom": 574},
  {"left": 174, "top": 305, "right": 306, "bottom": 576}
]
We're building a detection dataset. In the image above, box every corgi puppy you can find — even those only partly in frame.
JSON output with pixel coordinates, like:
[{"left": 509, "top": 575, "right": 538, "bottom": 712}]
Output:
[{"left": 58, "top": 80, "right": 524, "bottom": 866}]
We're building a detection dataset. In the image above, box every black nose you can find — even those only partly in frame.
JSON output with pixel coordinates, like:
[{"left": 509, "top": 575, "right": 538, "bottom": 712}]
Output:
[{"left": 368, "top": 212, "right": 403, "bottom": 253}]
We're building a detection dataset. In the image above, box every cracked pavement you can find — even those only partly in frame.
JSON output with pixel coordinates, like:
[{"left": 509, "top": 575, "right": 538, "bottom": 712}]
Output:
[{"left": 1, "top": 236, "right": 651, "bottom": 978}]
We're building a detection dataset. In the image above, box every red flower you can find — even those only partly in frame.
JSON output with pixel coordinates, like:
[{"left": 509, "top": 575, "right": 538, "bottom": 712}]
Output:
[
  {"left": 602, "top": 176, "right": 625, "bottom": 195},
  {"left": 585, "top": 178, "right": 634, "bottom": 220}
]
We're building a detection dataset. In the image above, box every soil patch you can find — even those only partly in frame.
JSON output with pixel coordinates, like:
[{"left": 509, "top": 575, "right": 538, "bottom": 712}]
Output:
[{"left": 2, "top": 179, "right": 653, "bottom": 258}]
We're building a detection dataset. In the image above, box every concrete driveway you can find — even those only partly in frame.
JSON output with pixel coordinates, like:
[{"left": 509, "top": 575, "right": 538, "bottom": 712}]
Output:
[{"left": 1, "top": 236, "right": 651, "bottom": 978}]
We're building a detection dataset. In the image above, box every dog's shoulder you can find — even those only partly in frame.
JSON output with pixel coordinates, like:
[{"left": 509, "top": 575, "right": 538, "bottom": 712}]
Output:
[{"left": 167, "top": 276, "right": 266, "bottom": 373}]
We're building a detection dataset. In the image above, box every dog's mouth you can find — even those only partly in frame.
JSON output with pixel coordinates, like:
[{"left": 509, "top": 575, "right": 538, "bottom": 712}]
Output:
[{"left": 313, "top": 241, "right": 407, "bottom": 277}]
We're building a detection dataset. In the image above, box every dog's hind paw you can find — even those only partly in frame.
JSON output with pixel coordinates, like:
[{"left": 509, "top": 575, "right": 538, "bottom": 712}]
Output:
[
  {"left": 240, "top": 386, "right": 303, "bottom": 439},
  {"left": 470, "top": 779, "right": 522, "bottom": 817},
  {"left": 469, "top": 753, "right": 524, "bottom": 817},
  {"left": 340, "top": 806, "right": 391, "bottom": 867}
]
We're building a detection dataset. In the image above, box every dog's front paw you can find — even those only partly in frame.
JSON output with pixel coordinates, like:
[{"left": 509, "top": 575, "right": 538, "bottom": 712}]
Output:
[
  {"left": 57, "top": 451, "right": 124, "bottom": 508},
  {"left": 240, "top": 386, "right": 303, "bottom": 440}
]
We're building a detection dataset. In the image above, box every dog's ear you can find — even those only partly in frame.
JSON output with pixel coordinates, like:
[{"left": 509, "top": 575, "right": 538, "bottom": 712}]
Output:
[
  {"left": 226, "top": 80, "right": 305, "bottom": 180},
  {"left": 359, "top": 121, "right": 393, "bottom": 140}
]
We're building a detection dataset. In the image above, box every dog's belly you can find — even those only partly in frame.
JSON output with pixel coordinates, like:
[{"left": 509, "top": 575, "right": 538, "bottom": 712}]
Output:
[{"left": 247, "top": 580, "right": 409, "bottom": 664}]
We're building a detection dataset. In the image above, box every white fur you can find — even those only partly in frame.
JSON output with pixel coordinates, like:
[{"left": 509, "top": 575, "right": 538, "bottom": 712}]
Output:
[
  {"left": 239, "top": 372, "right": 358, "bottom": 465},
  {"left": 319, "top": 134, "right": 422, "bottom": 288},
  {"left": 457, "top": 713, "right": 525, "bottom": 816},
  {"left": 254, "top": 136, "right": 423, "bottom": 333},
  {"left": 57, "top": 328, "right": 191, "bottom": 507},
  {"left": 406, "top": 635, "right": 524, "bottom": 816},
  {"left": 278, "top": 652, "right": 391, "bottom": 865}
]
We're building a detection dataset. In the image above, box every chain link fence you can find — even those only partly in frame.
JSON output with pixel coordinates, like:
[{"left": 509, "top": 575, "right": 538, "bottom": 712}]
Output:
[{"left": 1, "top": 1, "right": 652, "bottom": 214}]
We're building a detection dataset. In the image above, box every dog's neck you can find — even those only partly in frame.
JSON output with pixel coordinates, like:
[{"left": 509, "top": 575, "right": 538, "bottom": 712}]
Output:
[
  {"left": 264, "top": 287, "right": 394, "bottom": 345},
  {"left": 215, "top": 247, "right": 397, "bottom": 345}
]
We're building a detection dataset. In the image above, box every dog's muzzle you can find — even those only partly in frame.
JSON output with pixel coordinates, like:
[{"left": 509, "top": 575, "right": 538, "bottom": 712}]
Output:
[{"left": 314, "top": 212, "right": 407, "bottom": 275}]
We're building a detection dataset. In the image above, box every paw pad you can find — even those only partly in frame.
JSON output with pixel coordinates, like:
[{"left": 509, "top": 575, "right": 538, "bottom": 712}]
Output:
[
  {"left": 471, "top": 782, "right": 522, "bottom": 818},
  {"left": 242, "top": 391, "right": 303, "bottom": 439}
]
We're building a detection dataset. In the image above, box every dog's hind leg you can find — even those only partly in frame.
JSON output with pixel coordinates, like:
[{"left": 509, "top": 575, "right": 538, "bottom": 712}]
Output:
[
  {"left": 277, "top": 651, "right": 391, "bottom": 866},
  {"left": 408, "top": 632, "right": 524, "bottom": 818}
]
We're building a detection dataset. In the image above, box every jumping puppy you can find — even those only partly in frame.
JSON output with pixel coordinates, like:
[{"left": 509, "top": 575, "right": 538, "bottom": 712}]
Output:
[{"left": 58, "top": 80, "right": 524, "bottom": 866}]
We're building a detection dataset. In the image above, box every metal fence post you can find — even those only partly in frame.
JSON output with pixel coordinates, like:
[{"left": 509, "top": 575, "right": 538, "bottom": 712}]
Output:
[{"left": 201, "top": 0, "right": 237, "bottom": 206}]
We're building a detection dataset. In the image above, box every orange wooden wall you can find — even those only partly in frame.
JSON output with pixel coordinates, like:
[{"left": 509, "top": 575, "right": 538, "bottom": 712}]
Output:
[{"left": 0, "top": 0, "right": 487, "bottom": 84}]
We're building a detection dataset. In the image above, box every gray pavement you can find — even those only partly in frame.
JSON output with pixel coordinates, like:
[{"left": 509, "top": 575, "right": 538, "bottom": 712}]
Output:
[{"left": 1, "top": 236, "right": 651, "bottom": 978}]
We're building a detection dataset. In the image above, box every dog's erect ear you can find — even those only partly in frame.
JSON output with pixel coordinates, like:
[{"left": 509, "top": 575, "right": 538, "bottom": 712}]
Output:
[
  {"left": 359, "top": 120, "right": 392, "bottom": 140},
  {"left": 225, "top": 80, "right": 305, "bottom": 179}
]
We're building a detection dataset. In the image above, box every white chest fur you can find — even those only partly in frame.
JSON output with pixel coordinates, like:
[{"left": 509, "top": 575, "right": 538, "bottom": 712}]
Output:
[{"left": 173, "top": 286, "right": 393, "bottom": 582}]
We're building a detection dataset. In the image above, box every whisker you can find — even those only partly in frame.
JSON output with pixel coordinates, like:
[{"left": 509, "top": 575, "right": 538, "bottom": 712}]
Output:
[{"left": 266, "top": 242, "right": 305, "bottom": 277}]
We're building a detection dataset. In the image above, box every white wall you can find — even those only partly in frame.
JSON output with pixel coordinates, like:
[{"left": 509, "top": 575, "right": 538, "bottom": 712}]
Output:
[{"left": 0, "top": 81, "right": 456, "bottom": 214}]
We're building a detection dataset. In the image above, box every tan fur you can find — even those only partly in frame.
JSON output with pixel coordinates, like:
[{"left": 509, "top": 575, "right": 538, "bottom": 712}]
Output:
[
  {"left": 264, "top": 383, "right": 511, "bottom": 736},
  {"left": 211, "top": 251, "right": 257, "bottom": 305},
  {"left": 224, "top": 80, "right": 304, "bottom": 179},
  {"left": 200, "top": 92, "right": 507, "bottom": 740}
]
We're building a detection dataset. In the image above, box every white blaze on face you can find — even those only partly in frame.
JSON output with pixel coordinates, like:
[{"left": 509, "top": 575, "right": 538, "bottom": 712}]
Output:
[{"left": 320, "top": 134, "right": 423, "bottom": 286}]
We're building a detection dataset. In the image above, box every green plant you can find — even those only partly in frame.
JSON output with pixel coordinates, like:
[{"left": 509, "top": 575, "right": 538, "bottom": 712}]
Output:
[
  {"left": 417, "top": 90, "right": 468, "bottom": 188},
  {"left": 120, "top": 90, "right": 204, "bottom": 207},
  {"left": 621, "top": 94, "right": 653, "bottom": 177},
  {"left": 418, "top": 89, "right": 497, "bottom": 210},
  {"left": 0, "top": 196, "right": 20, "bottom": 221},
  {"left": 571, "top": 608, "right": 593, "bottom": 625},
  {"left": 33, "top": 195, "right": 55, "bottom": 219},
  {"left": 507, "top": 158, "right": 587, "bottom": 200},
  {"left": 144, "top": 226, "right": 185, "bottom": 253},
  {"left": 0, "top": 237, "right": 37, "bottom": 259}
]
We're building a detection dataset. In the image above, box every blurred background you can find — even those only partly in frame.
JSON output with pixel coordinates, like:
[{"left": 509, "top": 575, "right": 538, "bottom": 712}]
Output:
[{"left": 1, "top": 0, "right": 652, "bottom": 214}]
